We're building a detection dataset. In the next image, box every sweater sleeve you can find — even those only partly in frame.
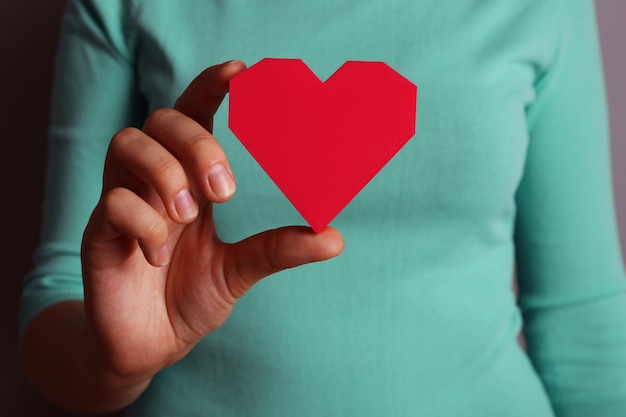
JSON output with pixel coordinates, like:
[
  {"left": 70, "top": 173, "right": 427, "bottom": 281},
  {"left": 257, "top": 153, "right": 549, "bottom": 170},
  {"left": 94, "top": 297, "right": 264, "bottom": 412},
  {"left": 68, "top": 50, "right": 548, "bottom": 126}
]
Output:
[
  {"left": 18, "top": 0, "right": 145, "bottom": 336},
  {"left": 515, "top": 1, "right": 626, "bottom": 415}
]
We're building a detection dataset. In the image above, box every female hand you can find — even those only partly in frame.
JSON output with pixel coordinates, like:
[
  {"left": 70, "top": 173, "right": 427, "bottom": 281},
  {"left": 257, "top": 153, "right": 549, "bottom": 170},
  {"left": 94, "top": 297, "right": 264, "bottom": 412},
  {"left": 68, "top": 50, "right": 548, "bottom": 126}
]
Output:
[{"left": 81, "top": 60, "right": 344, "bottom": 388}]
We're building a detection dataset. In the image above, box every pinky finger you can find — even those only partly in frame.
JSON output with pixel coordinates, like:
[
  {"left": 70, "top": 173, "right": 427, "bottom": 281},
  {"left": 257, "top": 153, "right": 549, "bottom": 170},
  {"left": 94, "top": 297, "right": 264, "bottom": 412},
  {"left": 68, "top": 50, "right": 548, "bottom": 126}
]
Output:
[{"left": 92, "top": 187, "right": 171, "bottom": 268}]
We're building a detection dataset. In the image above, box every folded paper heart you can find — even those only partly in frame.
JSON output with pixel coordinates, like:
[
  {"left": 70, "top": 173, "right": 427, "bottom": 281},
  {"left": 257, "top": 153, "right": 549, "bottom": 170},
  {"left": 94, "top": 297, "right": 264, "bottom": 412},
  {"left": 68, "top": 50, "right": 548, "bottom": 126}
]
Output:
[{"left": 228, "top": 58, "right": 418, "bottom": 232}]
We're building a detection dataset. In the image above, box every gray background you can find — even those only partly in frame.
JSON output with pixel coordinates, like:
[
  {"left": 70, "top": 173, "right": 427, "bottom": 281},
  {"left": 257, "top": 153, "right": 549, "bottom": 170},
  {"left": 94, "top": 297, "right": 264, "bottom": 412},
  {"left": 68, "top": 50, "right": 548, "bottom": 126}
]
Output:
[{"left": 1, "top": 1, "right": 624, "bottom": 416}]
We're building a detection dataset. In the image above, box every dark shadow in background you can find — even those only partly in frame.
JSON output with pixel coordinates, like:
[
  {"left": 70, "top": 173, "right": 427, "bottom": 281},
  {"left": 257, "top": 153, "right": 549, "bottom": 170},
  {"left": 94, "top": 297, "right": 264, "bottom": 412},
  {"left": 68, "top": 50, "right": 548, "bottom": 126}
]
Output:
[
  {"left": 0, "top": 1, "right": 124, "bottom": 416},
  {"left": 0, "top": 1, "right": 623, "bottom": 416}
]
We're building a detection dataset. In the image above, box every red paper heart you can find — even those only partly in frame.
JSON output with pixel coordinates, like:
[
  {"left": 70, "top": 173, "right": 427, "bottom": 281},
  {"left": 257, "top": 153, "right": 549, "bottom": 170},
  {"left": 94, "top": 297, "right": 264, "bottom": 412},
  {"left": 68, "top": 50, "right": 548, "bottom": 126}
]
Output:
[{"left": 228, "top": 58, "right": 417, "bottom": 232}]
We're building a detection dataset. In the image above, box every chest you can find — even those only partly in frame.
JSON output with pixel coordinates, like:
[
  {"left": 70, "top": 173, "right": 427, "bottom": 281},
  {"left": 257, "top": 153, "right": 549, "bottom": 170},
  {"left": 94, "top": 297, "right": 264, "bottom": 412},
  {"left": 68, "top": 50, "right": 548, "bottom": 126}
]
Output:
[{"left": 132, "top": 0, "right": 555, "bottom": 238}]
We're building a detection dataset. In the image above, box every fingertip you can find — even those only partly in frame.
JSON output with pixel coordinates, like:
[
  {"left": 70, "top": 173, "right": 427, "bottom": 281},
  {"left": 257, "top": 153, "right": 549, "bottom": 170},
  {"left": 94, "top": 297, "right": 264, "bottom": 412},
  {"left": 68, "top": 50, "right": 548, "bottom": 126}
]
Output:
[
  {"left": 175, "top": 60, "right": 247, "bottom": 122},
  {"left": 222, "top": 59, "right": 247, "bottom": 72},
  {"left": 139, "top": 241, "right": 170, "bottom": 268},
  {"left": 276, "top": 225, "right": 344, "bottom": 261},
  {"left": 216, "top": 60, "right": 247, "bottom": 86},
  {"left": 173, "top": 189, "right": 199, "bottom": 222},
  {"left": 155, "top": 244, "right": 171, "bottom": 267},
  {"left": 224, "top": 61, "right": 247, "bottom": 85},
  {"left": 310, "top": 226, "right": 345, "bottom": 260},
  {"left": 316, "top": 226, "right": 345, "bottom": 259},
  {"left": 207, "top": 163, "right": 236, "bottom": 201},
  {"left": 222, "top": 225, "right": 342, "bottom": 299}
]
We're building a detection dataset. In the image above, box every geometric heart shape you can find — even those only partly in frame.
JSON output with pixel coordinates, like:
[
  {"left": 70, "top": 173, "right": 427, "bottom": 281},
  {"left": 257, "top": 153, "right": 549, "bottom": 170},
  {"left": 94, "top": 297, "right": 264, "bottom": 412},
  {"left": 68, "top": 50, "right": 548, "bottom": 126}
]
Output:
[{"left": 229, "top": 58, "right": 418, "bottom": 232}]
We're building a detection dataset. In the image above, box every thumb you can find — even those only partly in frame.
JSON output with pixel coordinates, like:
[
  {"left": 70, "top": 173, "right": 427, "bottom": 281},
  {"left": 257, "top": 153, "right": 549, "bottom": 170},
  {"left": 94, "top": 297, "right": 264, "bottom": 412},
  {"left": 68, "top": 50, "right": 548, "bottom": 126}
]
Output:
[
  {"left": 174, "top": 60, "right": 247, "bottom": 132},
  {"left": 223, "top": 226, "right": 345, "bottom": 299}
]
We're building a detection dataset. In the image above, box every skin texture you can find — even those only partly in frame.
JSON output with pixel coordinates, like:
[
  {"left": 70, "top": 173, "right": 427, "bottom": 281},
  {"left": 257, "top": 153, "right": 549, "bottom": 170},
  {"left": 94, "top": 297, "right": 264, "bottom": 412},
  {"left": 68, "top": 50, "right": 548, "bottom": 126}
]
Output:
[{"left": 20, "top": 60, "right": 345, "bottom": 414}]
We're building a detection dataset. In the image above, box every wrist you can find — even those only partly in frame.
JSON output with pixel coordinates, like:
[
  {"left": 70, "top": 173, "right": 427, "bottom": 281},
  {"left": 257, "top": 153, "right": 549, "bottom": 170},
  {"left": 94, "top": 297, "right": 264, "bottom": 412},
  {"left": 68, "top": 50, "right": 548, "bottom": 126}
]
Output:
[
  {"left": 21, "top": 301, "right": 152, "bottom": 414},
  {"left": 79, "top": 319, "right": 154, "bottom": 409}
]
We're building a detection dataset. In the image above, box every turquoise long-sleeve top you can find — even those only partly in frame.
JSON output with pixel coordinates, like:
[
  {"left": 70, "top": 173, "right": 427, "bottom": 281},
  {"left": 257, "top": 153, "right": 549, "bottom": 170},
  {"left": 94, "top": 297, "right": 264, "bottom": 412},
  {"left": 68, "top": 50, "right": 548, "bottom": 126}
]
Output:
[{"left": 20, "top": 0, "right": 626, "bottom": 416}]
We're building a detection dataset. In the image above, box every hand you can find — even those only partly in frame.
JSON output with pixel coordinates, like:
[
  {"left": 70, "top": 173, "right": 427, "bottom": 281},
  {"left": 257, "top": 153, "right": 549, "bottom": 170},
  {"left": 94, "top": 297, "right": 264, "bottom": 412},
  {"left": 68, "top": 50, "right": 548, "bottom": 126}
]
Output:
[{"left": 81, "top": 60, "right": 344, "bottom": 387}]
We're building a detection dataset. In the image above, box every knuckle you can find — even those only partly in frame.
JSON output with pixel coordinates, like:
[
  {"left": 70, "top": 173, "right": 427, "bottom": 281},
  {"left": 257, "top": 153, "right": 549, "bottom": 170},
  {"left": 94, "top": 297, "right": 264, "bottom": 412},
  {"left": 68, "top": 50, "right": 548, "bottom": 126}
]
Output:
[
  {"left": 186, "top": 132, "right": 215, "bottom": 156},
  {"left": 101, "top": 187, "right": 127, "bottom": 213},
  {"left": 98, "top": 187, "right": 167, "bottom": 245},
  {"left": 224, "top": 254, "right": 248, "bottom": 300},
  {"left": 142, "top": 216, "right": 166, "bottom": 241},
  {"left": 152, "top": 154, "right": 183, "bottom": 182},
  {"left": 226, "top": 278, "right": 247, "bottom": 301},
  {"left": 145, "top": 107, "right": 178, "bottom": 130},
  {"left": 183, "top": 131, "right": 227, "bottom": 169},
  {"left": 264, "top": 230, "right": 283, "bottom": 273},
  {"left": 99, "top": 188, "right": 133, "bottom": 229},
  {"left": 109, "top": 127, "right": 141, "bottom": 154}
]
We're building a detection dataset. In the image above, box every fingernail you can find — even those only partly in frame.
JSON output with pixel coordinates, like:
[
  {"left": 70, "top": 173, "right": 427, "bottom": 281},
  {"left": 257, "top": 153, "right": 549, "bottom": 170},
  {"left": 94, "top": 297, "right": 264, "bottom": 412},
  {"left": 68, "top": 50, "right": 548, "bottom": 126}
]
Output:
[
  {"left": 157, "top": 245, "right": 170, "bottom": 267},
  {"left": 208, "top": 164, "right": 235, "bottom": 198},
  {"left": 174, "top": 189, "right": 198, "bottom": 221}
]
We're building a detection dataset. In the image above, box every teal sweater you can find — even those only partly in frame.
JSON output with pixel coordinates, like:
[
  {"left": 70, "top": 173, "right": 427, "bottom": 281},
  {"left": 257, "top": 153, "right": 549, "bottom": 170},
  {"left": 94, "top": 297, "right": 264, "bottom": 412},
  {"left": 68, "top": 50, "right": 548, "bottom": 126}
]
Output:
[{"left": 20, "top": 1, "right": 626, "bottom": 416}]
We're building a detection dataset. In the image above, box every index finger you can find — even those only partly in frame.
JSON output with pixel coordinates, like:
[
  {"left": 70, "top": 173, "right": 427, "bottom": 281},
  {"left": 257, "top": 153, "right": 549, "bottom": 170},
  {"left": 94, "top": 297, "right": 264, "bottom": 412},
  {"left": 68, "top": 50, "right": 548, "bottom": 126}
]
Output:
[{"left": 174, "top": 60, "right": 247, "bottom": 132}]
